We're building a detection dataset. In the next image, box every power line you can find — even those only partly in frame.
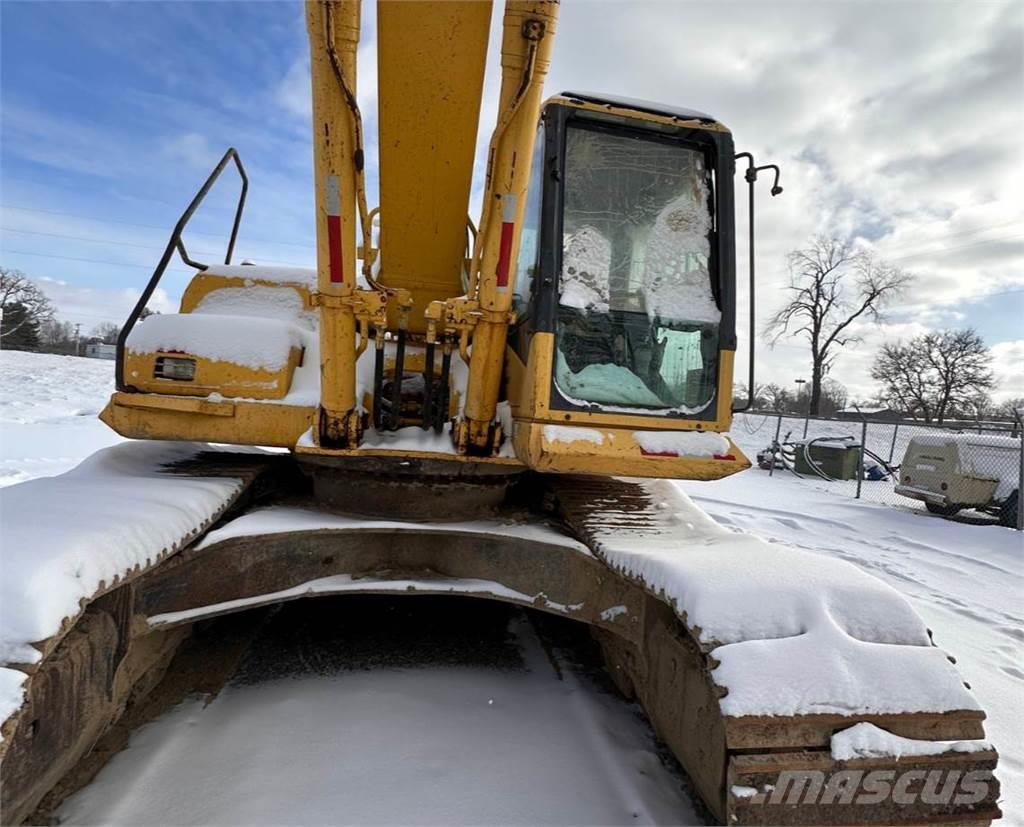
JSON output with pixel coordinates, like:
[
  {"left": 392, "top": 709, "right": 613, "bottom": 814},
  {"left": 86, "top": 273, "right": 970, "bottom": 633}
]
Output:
[
  {"left": 885, "top": 233, "right": 1024, "bottom": 264},
  {"left": 1, "top": 226, "right": 311, "bottom": 269},
  {"left": 1, "top": 204, "right": 314, "bottom": 249},
  {"left": 2, "top": 248, "right": 197, "bottom": 274},
  {"left": 872, "top": 217, "right": 1021, "bottom": 254}
]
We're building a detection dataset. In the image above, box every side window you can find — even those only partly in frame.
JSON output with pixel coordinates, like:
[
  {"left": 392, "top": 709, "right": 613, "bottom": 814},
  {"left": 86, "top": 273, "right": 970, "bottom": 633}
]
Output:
[{"left": 512, "top": 125, "right": 546, "bottom": 319}]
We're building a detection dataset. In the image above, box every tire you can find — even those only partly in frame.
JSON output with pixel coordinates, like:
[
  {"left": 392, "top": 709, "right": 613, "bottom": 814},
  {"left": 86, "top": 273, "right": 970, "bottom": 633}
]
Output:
[
  {"left": 925, "top": 502, "right": 960, "bottom": 516},
  {"left": 998, "top": 489, "right": 1019, "bottom": 528}
]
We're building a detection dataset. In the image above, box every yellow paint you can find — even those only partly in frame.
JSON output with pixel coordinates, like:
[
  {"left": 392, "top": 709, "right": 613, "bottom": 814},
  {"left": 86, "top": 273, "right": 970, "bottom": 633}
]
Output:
[
  {"left": 502, "top": 333, "right": 748, "bottom": 479},
  {"left": 306, "top": 0, "right": 361, "bottom": 446},
  {"left": 458, "top": 0, "right": 560, "bottom": 453},
  {"left": 122, "top": 348, "right": 303, "bottom": 401},
  {"left": 101, "top": 392, "right": 314, "bottom": 448},
  {"left": 513, "top": 421, "right": 750, "bottom": 480},
  {"left": 375, "top": 0, "right": 492, "bottom": 332}
]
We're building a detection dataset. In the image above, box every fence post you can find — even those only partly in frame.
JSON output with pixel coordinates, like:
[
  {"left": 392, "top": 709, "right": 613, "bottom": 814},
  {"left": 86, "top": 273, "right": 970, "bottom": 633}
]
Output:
[
  {"left": 1018, "top": 420, "right": 1023, "bottom": 532},
  {"left": 769, "top": 413, "right": 783, "bottom": 478},
  {"left": 855, "top": 418, "right": 867, "bottom": 500},
  {"left": 888, "top": 422, "right": 899, "bottom": 464}
]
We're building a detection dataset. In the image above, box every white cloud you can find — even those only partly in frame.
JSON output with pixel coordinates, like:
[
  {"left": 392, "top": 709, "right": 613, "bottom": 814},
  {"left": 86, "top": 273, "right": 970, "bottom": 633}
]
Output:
[
  {"left": 991, "top": 341, "right": 1024, "bottom": 401},
  {"left": 275, "top": 57, "right": 312, "bottom": 120},
  {"left": 34, "top": 277, "right": 176, "bottom": 331},
  {"left": 161, "top": 133, "right": 220, "bottom": 173}
]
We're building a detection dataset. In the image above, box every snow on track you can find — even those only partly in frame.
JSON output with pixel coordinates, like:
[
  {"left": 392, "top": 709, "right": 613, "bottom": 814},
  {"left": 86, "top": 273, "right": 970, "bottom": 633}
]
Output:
[
  {"left": 583, "top": 480, "right": 980, "bottom": 718},
  {"left": 0, "top": 441, "right": 246, "bottom": 667},
  {"left": 676, "top": 470, "right": 1023, "bottom": 823},
  {"left": 196, "top": 505, "right": 590, "bottom": 554}
]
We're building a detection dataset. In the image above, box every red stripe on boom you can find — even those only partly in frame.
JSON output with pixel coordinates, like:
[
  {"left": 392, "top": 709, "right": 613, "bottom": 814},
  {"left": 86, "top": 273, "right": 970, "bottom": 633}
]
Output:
[
  {"left": 496, "top": 221, "right": 515, "bottom": 288},
  {"left": 327, "top": 214, "right": 344, "bottom": 284}
]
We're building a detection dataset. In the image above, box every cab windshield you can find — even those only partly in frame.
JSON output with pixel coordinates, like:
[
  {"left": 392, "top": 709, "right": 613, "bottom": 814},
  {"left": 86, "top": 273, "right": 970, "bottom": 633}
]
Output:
[{"left": 555, "top": 122, "right": 720, "bottom": 413}]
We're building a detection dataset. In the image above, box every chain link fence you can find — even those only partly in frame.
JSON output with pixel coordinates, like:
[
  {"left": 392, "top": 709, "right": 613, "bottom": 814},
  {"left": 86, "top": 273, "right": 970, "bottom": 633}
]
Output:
[{"left": 732, "top": 411, "right": 1023, "bottom": 530}]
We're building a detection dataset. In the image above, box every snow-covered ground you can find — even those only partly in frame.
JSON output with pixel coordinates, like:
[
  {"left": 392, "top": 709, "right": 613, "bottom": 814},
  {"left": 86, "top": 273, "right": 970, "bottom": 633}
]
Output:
[
  {"left": 0, "top": 350, "right": 123, "bottom": 487},
  {"left": 57, "top": 599, "right": 699, "bottom": 826},
  {"left": 731, "top": 411, "right": 1020, "bottom": 510},
  {"left": 1, "top": 350, "right": 1021, "bottom": 823}
]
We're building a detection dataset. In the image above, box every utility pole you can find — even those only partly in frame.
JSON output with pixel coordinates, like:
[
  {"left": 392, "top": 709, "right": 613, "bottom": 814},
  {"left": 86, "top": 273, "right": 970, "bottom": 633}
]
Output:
[
  {"left": 74, "top": 323, "right": 82, "bottom": 357},
  {"left": 795, "top": 378, "right": 810, "bottom": 438}
]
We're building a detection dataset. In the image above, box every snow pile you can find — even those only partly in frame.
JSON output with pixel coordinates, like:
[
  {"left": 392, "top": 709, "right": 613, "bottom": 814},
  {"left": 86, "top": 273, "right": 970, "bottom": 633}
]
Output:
[
  {"left": 712, "top": 614, "right": 979, "bottom": 717},
  {"left": 0, "top": 442, "right": 246, "bottom": 666},
  {"left": 200, "top": 264, "right": 318, "bottom": 288},
  {"left": 642, "top": 185, "right": 720, "bottom": 324},
  {"left": 126, "top": 313, "right": 305, "bottom": 372},
  {"left": 586, "top": 479, "right": 980, "bottom": 717},
  {"left": 357, "top": 423, "right": 459, "bottom": 454},
  {"left": 0, "top": 668, "right": 27, "bottom": 741},
  {"left": 195, "top": 506, "right": 589, "bottom": 554},
  {"left": 634, "top": 430, "right": 729, "bottom": 457},
  {"left": 149, "top": 573, "right": 586, "bottom": 628},
  {"left": 560, "top": 226, "right": 611, "bottom": 312},
  {"left": 831, "top": 722, "right": 992, "bottom": 761},
  {"left": 194, "top": 285, "right": 315, "bottom": 329},
  {"left": 543, "top": 425, "right": 605, "bottom": 445}
]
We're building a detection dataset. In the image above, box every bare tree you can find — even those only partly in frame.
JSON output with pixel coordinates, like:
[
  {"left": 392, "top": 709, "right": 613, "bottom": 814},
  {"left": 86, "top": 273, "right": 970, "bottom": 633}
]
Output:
[
  {"left": 819, "top": 377, "right": 849, "bottom": 417},
  {"left": 90, "top": 322, "right": 121, "bottom": 345},
  {"left": 764, "top": 237, "right": 913, "bottom": 415},
  {"left": 1, "top": 268, "right": 56, "bottom": 341},
  {"left": 39, "top": 319, "right": 79, "bottom": 355},
  {"left": 996, "top": 397, "right": 1024, "bottom": 422},
  {"left": 733, "top": 382, "right": 767, "bottom": 410},
  {"left": 872, "top": 329, "right": 995, "bottom": 424},
  {"left": 760, "top": 383, "right": 791, "bottom": 412}
]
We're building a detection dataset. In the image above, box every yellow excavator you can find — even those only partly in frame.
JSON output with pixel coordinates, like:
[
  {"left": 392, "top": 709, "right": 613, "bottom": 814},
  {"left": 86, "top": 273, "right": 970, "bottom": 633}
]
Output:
[
  {"left": 2, "top": 1, "right": 1000, "bottom": 824},
  {"left": 101, "top": 0, "right": 758, "bottom": 479}
]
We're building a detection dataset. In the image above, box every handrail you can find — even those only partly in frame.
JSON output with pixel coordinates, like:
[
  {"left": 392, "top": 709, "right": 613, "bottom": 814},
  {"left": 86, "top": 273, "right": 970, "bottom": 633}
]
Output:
[{"left": 115, "top": 148, "right": 248, "bottom": 390}]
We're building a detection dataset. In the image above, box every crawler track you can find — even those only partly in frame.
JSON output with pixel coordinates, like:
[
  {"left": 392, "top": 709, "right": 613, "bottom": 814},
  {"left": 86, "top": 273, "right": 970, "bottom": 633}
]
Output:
[{"left": 0, "top": 454, "right": 1002, "bottom": 824}]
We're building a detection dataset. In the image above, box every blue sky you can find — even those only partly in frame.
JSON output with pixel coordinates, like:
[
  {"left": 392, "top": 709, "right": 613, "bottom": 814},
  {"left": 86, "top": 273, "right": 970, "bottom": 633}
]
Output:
[
  {"left": 2, "top": 2, "right": 320, "bottom": 309},
  {"left": 2, "top": 1, "right": 1022, "bottom": 399}
]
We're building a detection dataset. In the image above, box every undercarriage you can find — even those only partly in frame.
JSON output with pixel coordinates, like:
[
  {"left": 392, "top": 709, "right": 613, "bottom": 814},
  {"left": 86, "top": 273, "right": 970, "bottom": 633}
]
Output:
[{"left": 0, "top": 450, "right": 1001, "bottom": 825}]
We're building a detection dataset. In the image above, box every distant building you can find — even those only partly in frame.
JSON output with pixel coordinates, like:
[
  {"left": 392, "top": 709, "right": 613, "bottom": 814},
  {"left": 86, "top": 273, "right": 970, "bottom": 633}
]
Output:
[
  {"left": 835, "top": 407, "right": 900, "bottom": 422},
  {"left": 84, "top": 342, "right": 117, "bottom": 360}
]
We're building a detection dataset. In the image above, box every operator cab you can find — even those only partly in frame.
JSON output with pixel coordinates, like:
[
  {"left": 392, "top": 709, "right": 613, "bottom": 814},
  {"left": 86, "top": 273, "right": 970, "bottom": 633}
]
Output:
[{"left": 507, "top": 92, "right": 743, "bottom": 476}]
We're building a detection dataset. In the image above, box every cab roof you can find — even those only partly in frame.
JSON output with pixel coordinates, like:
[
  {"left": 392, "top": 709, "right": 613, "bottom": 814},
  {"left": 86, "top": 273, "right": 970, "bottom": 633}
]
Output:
[{"left": 561, "top": 91, "right": 718, "bottom": 126}]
